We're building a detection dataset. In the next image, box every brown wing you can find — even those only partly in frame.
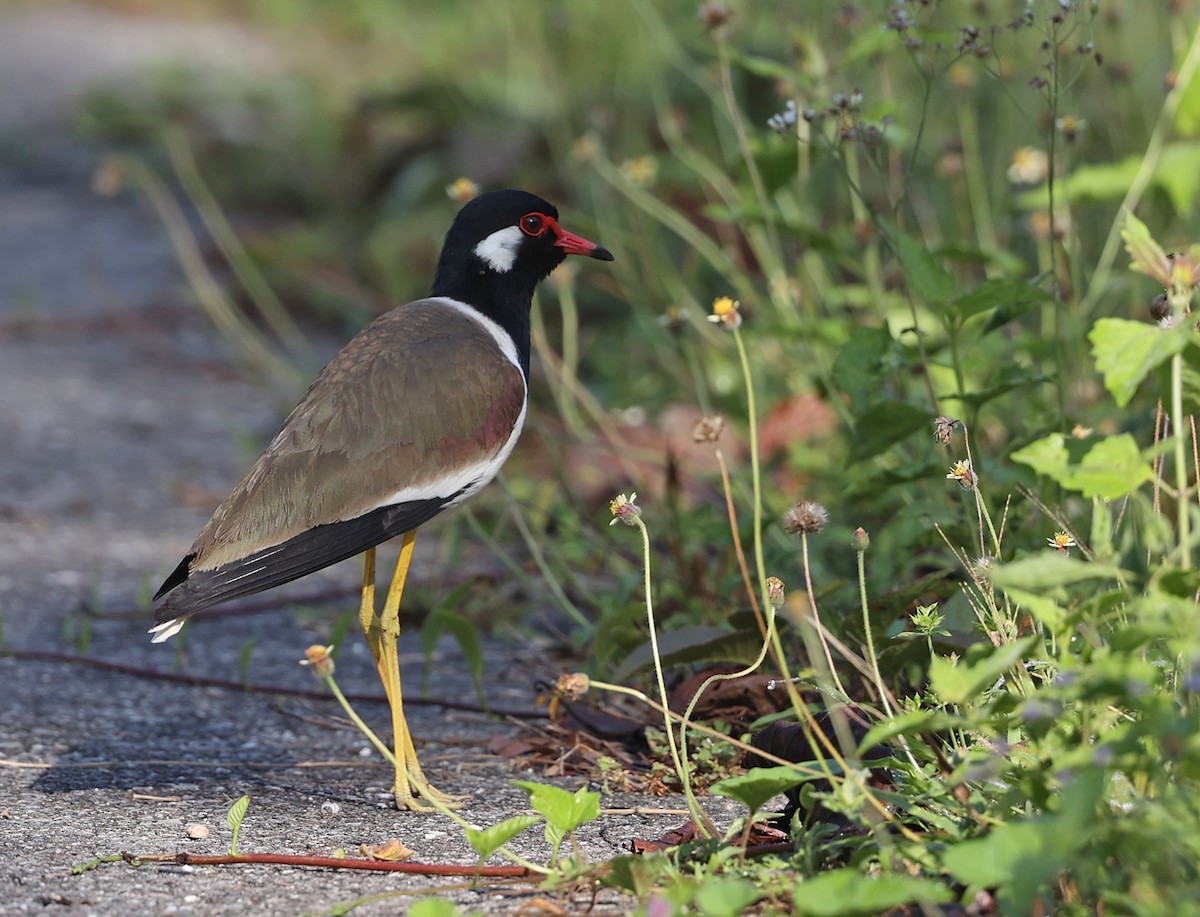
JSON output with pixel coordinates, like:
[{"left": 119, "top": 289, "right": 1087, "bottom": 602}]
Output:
[{"left": 154, "top": 298, "right": 525, "bottom": 615}]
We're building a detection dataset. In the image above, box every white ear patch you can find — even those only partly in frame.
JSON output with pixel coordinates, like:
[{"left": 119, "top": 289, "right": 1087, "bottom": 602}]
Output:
[{"left": 473, "top": 225, "right": 524, "bottom": 273}]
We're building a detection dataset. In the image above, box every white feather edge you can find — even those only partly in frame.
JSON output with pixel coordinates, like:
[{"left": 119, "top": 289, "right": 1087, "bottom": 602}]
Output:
[{"left": 150, "top": 296, "right": 527, "bottom": 643}]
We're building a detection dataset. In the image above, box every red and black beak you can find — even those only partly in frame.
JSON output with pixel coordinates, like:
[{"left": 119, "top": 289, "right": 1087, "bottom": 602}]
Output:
[{"left": 554, "top": 226, "right": 615, "bottom": 261}]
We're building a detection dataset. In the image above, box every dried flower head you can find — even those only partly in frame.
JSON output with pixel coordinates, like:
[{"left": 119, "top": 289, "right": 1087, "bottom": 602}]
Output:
[
  {"left": 609, "top": 492, "right": 642, "bottom": 527},
  {"left": 946, "top": 459, "right": 978, "bottom": 490},
  {"left": 783, "top": 500, "right": 829, "bottom": 535},
  {"left": 300, "top": 644, "right": 336, "bottom": 679},
  {"left": 933, "top": 415, "right": 959, "bottom": 445},
  {"left": 1047, "top": 531, "right": 1077, "bottom": 554},
  {"left": 1070, "top": 423, "right": 1093, "bottom": 438},
  {"left": 692, "top": 414, "right": 725, "bottom": 444},
  {"left": 446, "top": 177, "right": 479, "bottom": 204},
  {"left": 697, "top": 0, "right": 733, "bottom": 35},
  {"left": 556, "top": 672, "right": 591, "bottom": 701},
  {"left": 765, "top": 576, "right": 786, "bottom": 609},
  {"left": 707, "top": 295, "right": 743, "bottom": 330}
]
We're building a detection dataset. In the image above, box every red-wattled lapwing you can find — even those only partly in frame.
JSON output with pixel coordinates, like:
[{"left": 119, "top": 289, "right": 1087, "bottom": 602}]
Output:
[{"left": 150, "top": 189, "right": 613, "bottom": 810}]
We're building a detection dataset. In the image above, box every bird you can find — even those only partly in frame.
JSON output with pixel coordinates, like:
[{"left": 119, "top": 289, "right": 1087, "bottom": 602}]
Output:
[{"left": 149, "top": 189, "right": 614, "bottom": 810}]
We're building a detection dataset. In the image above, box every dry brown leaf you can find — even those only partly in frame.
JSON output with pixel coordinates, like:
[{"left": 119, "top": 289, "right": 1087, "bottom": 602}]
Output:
[{"left": 360, "top": 839, "right": 415, "bottom": 861}]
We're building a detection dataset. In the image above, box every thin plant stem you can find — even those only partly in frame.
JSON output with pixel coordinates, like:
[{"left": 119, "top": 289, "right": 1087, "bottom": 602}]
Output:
[
  {"left": 629, "top": 515, "right": 712, "bottom": 836},
  {"left": 802, "top": 531, "right": 849, "bottom": 700},
  {"left": 714, "top": 448, "right": 767, "bottom": 638},
  {"left": 856, "top": 544, "right": 895, "bottom": 719}
]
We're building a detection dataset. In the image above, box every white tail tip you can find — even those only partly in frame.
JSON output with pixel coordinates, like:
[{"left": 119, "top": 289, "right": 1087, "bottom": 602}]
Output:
[{"left": 148, "top": 617, "right": 186, "bottom": 643}]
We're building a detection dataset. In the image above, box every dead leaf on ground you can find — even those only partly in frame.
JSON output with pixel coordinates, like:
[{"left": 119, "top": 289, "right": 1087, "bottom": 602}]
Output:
[{"left": 360, "top": 839, "right": 415, "bottom": 861}]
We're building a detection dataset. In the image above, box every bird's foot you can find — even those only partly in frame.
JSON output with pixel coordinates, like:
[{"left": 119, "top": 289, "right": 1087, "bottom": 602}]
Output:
[{"left": 393, "top": 770, "right": 470, "bottom": 812}]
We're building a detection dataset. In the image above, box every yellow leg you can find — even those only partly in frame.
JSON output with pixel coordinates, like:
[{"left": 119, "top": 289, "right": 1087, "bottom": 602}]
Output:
[{"left": 359, "top": 534, "right": 469, "bottom": 811}]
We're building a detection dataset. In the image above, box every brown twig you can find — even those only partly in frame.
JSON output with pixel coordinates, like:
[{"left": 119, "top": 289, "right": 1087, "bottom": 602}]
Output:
[
  {"left": 130, "top": 851, "right": 538, "bottom": 877},
  {"left": 1, "top": 649, "right": 543, "bottom": 719}
]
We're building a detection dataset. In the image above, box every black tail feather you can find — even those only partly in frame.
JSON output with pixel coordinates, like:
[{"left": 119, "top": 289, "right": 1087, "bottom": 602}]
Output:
[{"left": 153, "top": 496, "right": 454, "bottom": 621}]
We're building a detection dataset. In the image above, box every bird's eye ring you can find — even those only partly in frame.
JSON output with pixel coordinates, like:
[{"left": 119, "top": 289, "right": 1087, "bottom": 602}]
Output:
[{"left": 519, "top": 213, "right": 547, "bottom": 236}]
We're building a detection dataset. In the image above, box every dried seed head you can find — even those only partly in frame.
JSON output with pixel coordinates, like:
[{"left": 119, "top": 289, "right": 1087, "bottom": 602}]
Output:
[
  {"left": 300, "top": 644, "right": 336, "bottom": 679},
  {"left": 658, "top": 306, "right": 687, "bottom": 335},
  {"left": 766, "top": 576, "right": 786, "bottom": 609},
  {"left": 697, "top": 1, "right": 734, "bottom": 35},
  {"left": 556, "top": 672, "right": 591, "bottom": 700},
  {"left": 932, "top": 415, "right": 959, "bottom": 445},
  {"left": 692, "top": 414, "right": 725, "bottom": 444},
  {"left": 783, "top": 500, "right": 829, "bottom": 535}
]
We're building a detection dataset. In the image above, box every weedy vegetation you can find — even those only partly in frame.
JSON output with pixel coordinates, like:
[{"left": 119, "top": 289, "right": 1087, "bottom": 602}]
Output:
[{"left": 84, "top": 0, "right": 1200, "bottom": 913}]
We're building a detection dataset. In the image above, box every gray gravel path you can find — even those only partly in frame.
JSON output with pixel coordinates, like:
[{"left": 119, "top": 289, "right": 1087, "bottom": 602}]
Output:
[{"left": 0, "top": 6, "right": 725, "bottom": 915}]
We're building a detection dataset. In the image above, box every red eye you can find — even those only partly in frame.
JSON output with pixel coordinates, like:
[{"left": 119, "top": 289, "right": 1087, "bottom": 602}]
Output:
[{"left": 519, "top": 213, "right": 547, "bottom": 236}]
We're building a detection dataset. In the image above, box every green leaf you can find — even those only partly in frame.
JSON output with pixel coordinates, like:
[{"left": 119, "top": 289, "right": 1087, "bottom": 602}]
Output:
[
  {"left": 989, "top": 553, "right": 1127, "bottom": 591},
  {"left": 511, "top": 781, "right": 600, "bottom": 835},
  {"left": 464, "top": 814, "right": 541, "bottom": 861},
  {"left": 943, "top": 768, "right": 1104, "bottom": 913},
  {"left": 694, "top": 878, "right": 763, "bottom": 917},
  {"left": 793, "top": 868, "right": 951, "bottom": 916},
  {"left": 1010, "top": 432, "right": 1153, "bottom": 499},
  {"left": 1090, "top": 318, "right": 1186, "bottom": 407},
  {"left": 848, "top": 401, "right": 930, "bottom": 463},
  {"left": 833, "top": 324, "right": 900, "bottom": 413},
  {"left": 225, "top": 794, "right": 250, "bottom": 856},
  {"left": 928, "top": 637, "right": 1035, "bottom": 705},
  {"left": 997, "top": 587, "right": 1067, "bottom": 632},
  {"left": 711, "top": 766, "right": 814, "bottom": 814},
  {"left": 947, "top": 277, "right": 1051, "bottom": 325},
  {"left": 858, "top": 710, "right": 952, "bottom": 752},
  {"left": 409, "top": 898, "right": 467, "bottom": 917},
  {"left": 884, "top": 223, "right": 955, "bottom": 304}
]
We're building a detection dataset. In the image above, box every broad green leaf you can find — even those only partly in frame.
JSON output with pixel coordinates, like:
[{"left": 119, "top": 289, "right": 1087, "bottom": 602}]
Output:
[
  {"left": 711, "top": 766, "right": 814, "bottom": 813},
  {"left": 858, "top": 710, "right": 952, "bottom": 752},
  {"left": 833, "top": 324, "right": 899, "bottom": 413},
  {"left": 464, "top": 814, "right": 541, "bottom": 860},
  {"left": 928, "top": 637, "right": 1035, "bottom": 705},
  {"left": 848, "top": 401, "right": 929, "bottom": 463},
  {"left": 1010, "top": 432, "right": 1153, "bottom": 499},
  {"left": 793, "top": 868, "right": 951, "bottom": 916},
  {"left": 989, "top": 553, "right": 1127, "bottom": 591},
  {"left": 1090, "top": 318, "right": 1186, "bottom": 406},
  {"left": 998, "top": 587, "right": 1067, "bottom": 632},
  {"left": 695, "top": 878, "right": 763, "bottom": 917},
  {"left": 943, "top": 769, "right": 1103, "bottom": 914},
  {"left": 511, "top": 781, "right": 600, "bottom": 835},
  {"left": 947, "top": 277, "right": 1051, "bottom": 324},
  {"left": 884, "top": 223, "right": 955, "bottom": 304}
]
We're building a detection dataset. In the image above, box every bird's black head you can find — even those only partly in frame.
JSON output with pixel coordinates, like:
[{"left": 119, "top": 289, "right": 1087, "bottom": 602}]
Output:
[
  {"left": 434, "top": 189, "right": 612, "bottom": 298},
  {"left": 432, "top": 189, "right": 613, "bottom": 374}
]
